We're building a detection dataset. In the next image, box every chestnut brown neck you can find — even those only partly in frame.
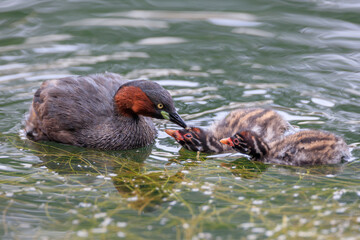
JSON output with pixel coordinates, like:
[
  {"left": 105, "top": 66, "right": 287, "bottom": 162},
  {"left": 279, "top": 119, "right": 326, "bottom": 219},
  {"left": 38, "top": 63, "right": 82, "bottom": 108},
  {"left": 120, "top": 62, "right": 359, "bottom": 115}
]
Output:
[{"left": 114, "top": 86, "right": 155, "bottom": 118}]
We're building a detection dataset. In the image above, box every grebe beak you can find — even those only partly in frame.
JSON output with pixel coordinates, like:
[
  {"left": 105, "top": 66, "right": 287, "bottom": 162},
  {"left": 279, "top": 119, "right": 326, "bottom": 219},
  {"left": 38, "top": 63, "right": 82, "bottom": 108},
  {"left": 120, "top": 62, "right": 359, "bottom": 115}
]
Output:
[
  {"left": 168, "top": 112, "right": 187, "bottom": 128},
  {"left": 220, "top": 137, "right": 234, "bottom": 147}
]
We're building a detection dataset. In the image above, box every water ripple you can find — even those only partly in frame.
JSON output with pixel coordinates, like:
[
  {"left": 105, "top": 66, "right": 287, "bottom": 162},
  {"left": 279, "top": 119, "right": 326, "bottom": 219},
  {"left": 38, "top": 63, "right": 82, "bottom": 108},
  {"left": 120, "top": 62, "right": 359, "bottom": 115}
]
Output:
[
  {"left": 0, "top": 1, "right": 359, "bottom": 239},
  {"left": 64, "top": 18, "right": 169, "bottom": 28},
  {"left": 136, "top": 37, "right": 187, "bottom": 45},
  {"left": 106, "top": 10, "right": 257, "bottom": 21}
]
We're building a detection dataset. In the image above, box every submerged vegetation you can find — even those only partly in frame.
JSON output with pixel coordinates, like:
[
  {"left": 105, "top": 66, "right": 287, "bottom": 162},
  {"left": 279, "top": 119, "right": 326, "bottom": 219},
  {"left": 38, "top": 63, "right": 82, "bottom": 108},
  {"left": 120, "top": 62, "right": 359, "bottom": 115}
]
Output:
[
  {"left": 1, "top": 0, "right": 360, "bottom": 238},
  {"left": 1, "top": 134, "right": 359, "bottom": 239}
]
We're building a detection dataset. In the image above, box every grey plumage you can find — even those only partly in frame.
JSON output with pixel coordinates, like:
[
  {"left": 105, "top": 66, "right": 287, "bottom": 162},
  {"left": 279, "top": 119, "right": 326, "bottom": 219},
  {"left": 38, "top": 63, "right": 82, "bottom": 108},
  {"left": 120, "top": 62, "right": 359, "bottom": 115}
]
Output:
[{"left": 25, "top": 73, "right": 168, "bottom": 150}]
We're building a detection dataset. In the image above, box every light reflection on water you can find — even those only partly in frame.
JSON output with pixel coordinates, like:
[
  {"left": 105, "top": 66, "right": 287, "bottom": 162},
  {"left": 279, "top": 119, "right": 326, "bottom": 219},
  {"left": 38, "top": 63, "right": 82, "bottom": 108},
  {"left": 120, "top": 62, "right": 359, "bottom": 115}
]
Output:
[{"left": 0, "top": 0, "right": 360, "bottom": 239}]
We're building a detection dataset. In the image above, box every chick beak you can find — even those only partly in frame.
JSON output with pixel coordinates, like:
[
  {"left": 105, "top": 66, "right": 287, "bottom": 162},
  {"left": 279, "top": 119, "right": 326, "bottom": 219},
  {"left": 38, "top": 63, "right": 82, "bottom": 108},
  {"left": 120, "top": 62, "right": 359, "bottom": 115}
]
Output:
[
  {"left": 169, "top": 112, "right": 187, "bottom": 128},
  {"left": 165, "top": 129, "right": 184, "bottom": 141},
  {"left": 220, "top": 137, "right": 234, "bottom": 147}
]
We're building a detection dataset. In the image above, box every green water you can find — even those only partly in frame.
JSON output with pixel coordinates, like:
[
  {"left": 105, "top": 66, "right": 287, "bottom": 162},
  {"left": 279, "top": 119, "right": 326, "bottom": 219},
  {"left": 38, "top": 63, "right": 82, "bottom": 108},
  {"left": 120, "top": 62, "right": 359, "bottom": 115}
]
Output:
[{"left": 0, "top": 0, "right": 359, "bottom": 239}]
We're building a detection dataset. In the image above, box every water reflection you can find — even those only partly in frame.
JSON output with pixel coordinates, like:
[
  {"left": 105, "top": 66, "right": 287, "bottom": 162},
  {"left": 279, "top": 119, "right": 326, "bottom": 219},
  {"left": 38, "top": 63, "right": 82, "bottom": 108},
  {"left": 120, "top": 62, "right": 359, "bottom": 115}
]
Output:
[
  {"left": 33, "top": 144, "right": 152, "bottom": 174},
  {"left": 136, "top": 37, "right": 187, "bottom": 45},
  {"left": 232, "top": 28, "right": 274, "bottom": 38},
  {"left": 0, "top": 52, "right": 149, "bottom": 81},
  {"left": 65, "top": 18, "right": 169, "bottom": 29},
  {"left": 168, "top": 146, "right": 346, "bottom": 178},
  {"left": 0, "top": 34, "right": 72, "bottom": 53},
  {"left": 112, "top": 165, "right": 184, "bottom": 212},
  {"left": 220, "top": 159, "right": 269, "bottom": 179},
  {"left": 27, "top": 141, "right": 184, "bottom": 212},
  {"left": 166, "top": 148, "right": 208, "bottom": 168},
  {"left": 106, "top": 10, "right": 256, "bottom": 21},
  {"left": 124, "top": 68, "right": 209, "bottom": 79},
  {"left": 1, "top": 0, "right": 360, "bottom": 238}
]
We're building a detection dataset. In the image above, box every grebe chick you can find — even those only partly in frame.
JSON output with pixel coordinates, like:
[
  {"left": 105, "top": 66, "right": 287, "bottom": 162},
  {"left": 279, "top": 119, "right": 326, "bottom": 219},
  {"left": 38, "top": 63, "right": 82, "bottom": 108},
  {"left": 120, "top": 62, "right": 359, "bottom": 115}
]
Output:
[
  {"left": 25, "top": 73, "right": 187, "bottom": 150},
  {"left": 165, "top": 108, "right": 291, "bottom": 153},
  {"left": 220, "top": 130, "right": 350, "bottom": 166}
]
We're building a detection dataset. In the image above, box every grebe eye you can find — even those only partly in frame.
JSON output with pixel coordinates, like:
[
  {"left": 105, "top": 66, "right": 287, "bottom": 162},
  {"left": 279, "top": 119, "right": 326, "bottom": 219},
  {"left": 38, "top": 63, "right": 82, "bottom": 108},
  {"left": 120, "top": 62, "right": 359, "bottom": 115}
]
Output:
[
  {"left": 157, "top": 103, "right": 164, "bottom": 109},
  {"left": 184, "top": 133, "right": 192, "bottom": 138},
  {"left": 233, "top": 138, "right": 240, "bottom": 145}
]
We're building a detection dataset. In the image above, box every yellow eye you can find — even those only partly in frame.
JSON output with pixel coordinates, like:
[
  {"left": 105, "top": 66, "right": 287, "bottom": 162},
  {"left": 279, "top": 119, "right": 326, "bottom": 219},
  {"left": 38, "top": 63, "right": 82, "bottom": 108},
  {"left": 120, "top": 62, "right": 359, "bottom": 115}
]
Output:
[{"left": 157, "top": 103, "right": 164, "bottom": 109}]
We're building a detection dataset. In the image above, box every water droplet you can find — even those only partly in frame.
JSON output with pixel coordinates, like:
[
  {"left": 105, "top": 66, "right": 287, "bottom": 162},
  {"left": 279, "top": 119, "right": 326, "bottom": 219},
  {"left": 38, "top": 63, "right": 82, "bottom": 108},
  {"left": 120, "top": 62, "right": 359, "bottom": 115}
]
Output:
[
  {"left": 252, "top": 200, "right": 263, "bottom": 205},
  {"left": 94, "top": 213, "right": 107, "bottom": 219},
  {"left": 91, "top": 228, "right": 107, "bottom": 234},
  {"left": 201, "top": 205, "right": 210, "bottom": 212},
  {"left": 117, "top": 222, "right": 127, "bottom": 228},
  {"left": 77, "top": 230, "right": 88, "bottom": 238},
  {"left": 100, "top": 218, "right": 112, "bottom": 227}
]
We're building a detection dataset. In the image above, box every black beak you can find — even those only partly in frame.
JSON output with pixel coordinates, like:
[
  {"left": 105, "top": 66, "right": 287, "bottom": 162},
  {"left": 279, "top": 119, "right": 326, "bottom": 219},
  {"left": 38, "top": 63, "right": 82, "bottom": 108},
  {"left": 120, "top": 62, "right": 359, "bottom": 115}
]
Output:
[{"left": 169, "top": 112, "right": 187, "bottom": 128}]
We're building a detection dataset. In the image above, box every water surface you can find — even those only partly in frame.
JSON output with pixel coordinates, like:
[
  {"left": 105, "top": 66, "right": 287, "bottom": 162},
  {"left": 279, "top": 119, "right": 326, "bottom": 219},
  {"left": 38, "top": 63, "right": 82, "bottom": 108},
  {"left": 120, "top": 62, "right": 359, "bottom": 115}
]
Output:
[{"left": 0, "top": 0, "right": 359, "bottom": 239}]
